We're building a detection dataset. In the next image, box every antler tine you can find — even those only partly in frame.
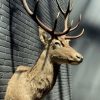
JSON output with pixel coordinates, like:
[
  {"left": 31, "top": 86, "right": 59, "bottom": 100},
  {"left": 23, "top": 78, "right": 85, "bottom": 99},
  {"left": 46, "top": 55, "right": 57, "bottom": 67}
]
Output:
[
  {"left": 66, "top": 28, "right": 84, "bottom": 39},
  {"left": 65, "top": 0, "right": 72, "bottom": 18},
  {"left": 22, "top": 0, "right": 52, "bottom": 33},
  {"left": 53, "top": 0, "right": 72, "bottom": 36},
  {"left": 22, "top": 0, "right": 33, "bottom": 15},
  {"left": 56, "top": 0, "right": 65, "bottom": 15},
  {"left": 34, "top": 0, "right": 39, "bottom": 15},
  {"left": 63, "top": 0, "right": 72, "bottom": 31},
  {"left": 52, "top": 12, "right": 60, "bottom": 33},
  {"left": 56, "top": 0, "right": 71, "bottom": 17},
  {"left": 70, "top": 14, "right": 82, "bottom": 32}
]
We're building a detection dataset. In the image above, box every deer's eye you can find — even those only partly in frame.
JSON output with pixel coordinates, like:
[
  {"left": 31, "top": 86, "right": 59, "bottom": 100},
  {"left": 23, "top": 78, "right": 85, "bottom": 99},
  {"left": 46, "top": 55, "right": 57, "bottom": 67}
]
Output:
[{"left": 54, "top": 42, "right": 61, "bottom": 48}]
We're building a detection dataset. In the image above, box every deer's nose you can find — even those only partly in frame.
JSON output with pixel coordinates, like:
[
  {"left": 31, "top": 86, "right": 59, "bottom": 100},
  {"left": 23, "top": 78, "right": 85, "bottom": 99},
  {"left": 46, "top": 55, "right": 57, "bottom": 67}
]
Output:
[{"left": 76, "top": 55, "right": 83, "bottom": 62}]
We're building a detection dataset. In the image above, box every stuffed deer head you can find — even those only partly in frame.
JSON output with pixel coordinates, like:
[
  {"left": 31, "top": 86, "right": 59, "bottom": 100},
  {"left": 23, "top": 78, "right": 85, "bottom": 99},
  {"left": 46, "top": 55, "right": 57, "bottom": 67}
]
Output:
[
  {"left": 4, "top": 1, "right": 85, "bottom": 100},
  {"left": 22, "top": 0, "right": 84, "bottom": 65}
]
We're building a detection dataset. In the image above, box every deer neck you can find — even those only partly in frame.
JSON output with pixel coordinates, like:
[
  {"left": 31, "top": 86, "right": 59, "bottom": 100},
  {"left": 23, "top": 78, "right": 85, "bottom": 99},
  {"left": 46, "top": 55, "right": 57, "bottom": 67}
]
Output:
[{"left": 28, "top": 49, "right": 60, "bottom": 84}]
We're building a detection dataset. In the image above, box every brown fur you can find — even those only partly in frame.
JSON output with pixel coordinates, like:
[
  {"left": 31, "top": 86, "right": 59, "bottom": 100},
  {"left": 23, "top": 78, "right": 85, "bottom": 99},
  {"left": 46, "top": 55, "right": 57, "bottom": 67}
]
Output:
[
  {"left": 5, "top": 50, "right": 59, "bottom": 100},
  {"left": 5, "top": 27, "right": 83, "bottom": 100},
  {"left": 4, "top": 0, "right": 84, "bottom": 99}
]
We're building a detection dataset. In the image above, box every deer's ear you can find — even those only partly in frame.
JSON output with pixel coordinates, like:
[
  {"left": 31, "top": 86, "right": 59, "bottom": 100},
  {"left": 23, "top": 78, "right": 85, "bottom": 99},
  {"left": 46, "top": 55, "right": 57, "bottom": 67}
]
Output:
[{"left": 39, "top": 27, "right": 48, "bottom": 45}]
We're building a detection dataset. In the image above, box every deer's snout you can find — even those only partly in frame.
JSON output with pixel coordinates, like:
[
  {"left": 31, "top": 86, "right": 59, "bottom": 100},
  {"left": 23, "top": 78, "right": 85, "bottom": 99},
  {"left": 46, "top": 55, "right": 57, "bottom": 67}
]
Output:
[
  {"left": 65, "top": 46, "right": 84, "bottom": 65},
  {"left": 75, "top": 54, "right": 83, "bottom": 63},
  {"left": 68, "top": 53, "right": 83, "bottom": 65}
]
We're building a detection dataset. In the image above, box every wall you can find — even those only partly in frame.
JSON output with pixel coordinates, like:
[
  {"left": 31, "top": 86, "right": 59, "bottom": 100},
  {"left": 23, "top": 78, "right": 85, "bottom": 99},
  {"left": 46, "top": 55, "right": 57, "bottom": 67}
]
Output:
[
  {"left": 70, "top": 0, "right": 100, "bottom": 100},
  {"left": 0, "top": 0, "right": 71, "bottom": 100}
]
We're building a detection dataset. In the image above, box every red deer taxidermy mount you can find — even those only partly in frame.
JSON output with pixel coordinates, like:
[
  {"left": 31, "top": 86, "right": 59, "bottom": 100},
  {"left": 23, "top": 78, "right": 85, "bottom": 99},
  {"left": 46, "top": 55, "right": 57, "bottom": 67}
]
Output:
[{"left": 5, "top": 0, "right": 84, "bottom": 100}]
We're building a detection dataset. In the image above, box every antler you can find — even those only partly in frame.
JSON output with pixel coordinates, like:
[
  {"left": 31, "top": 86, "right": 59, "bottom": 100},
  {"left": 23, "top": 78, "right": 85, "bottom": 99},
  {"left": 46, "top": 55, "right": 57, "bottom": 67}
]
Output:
[
  {"left": 56, "top": 0, "right": 71, "bottom": 30},
  {"left": 22, "top": 0, "right": 52, "bottom": 33},
  {"left": 66, "top": 29, "right": 84, "bottom": 39},
  {"left": 56, "top": 0, "right": 84, "bottom": 38},
  {"left": 22, "top": 0, "right": 84, "bottom": 38},
  {"left": 21, "top": 0, "right": 72, "bottom": 36}
]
